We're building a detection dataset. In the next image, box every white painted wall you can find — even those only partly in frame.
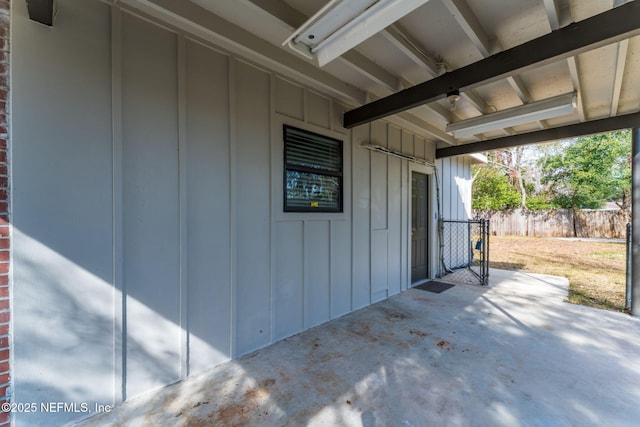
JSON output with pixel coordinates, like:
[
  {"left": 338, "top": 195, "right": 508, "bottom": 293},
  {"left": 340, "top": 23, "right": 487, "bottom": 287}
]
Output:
[
  {"left": 11, "top": 1, "right": 473, "bottom": 425},
  {"left": 438, "top": 156, "right": 475, "bottom": 220}
]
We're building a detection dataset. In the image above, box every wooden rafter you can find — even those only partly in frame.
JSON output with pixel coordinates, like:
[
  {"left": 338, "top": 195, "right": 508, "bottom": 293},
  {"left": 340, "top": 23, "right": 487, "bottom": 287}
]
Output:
[{"left": 344, "top": 1, "right": 640, "bottom": 129}]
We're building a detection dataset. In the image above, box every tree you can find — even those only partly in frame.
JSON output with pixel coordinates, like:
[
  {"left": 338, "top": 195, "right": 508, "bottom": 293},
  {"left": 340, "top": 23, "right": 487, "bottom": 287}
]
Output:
[
  {"left": 496, "top": 147, "right": 527, "bottom": 208},
  {"left": 540, "top": 131, "right": 631, "bottom": 210},
  {"left": 472, "top": 165, "right": 521, "bottom": 210}
]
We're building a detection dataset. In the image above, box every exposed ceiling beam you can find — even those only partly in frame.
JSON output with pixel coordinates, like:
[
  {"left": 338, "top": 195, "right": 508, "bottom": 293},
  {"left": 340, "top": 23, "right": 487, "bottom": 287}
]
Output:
[
  {"left": 380, "top": 25, "right": 442, "bottom": 76},
  {"left": 440, "top": 0, "right": 492, "bottom": 56},
  {"left": 421, "top": 96, "right": 452, "bottom": 122},
  {"left": 610, "top": 38, "right": 630, "bottom": 117},
  {"left": 444, "top": 0, "right": 536, "bottom": 122},
  {"left": 246, "top": 0, "right": 306, "bottom": 27},
  {"left": 381, "top": 24, "right": 479, "bottom": 120},
  {"left": 543, "top": 0, "right": 573, "bottom": 30},
  {"left": 436, "top": 111, "right": 640, "bottom": 158},
  {"left": 544, "top": 0, "right": 584, "bottom": 125},
  {"left": 344, "top": 1, "right": 640, "bottom": 128},
  {"left": 236, "top": 0, "right": 452, "bottom": 140},
  {"left": 438, "top": 0, "right": 517, "bottom": 119},
  {"left": 340, "top": 51, "right": 401, "bottom": 92},
  {"left": 440, "top": 0, "right": 536, "bottom": 135},
  {"left": 424, "top": 0, "right": 544, "bottom": 137},
  {"left": 26, "top": 0, "right": 54, "bottom": 26},
  {"left": 393, "top": 111, "right": 456, "bottom": 145},
  {"left": 543, "top": 0, "right": 561, "bottom": 31},
  {"left": 506, "top": 76, "right": 532, "bottom": 104},
  {"left": 461, "top": 90, "right": 489, "bottom": 113},
  {"left": 566, "top": 56, "right": 586, "bottom": 122}
]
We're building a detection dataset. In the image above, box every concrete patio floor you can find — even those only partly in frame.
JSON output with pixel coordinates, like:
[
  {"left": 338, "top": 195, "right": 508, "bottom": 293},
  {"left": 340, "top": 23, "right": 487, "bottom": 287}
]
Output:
[{"left": 77, "top": 269, "right": 640, "bottom": 427}]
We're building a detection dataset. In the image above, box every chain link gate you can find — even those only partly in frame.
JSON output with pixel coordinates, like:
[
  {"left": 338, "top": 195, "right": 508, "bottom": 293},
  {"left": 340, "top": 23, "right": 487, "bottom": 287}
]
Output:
[{"left": 438, "top": 219, "right": 490, "bottom": 286}]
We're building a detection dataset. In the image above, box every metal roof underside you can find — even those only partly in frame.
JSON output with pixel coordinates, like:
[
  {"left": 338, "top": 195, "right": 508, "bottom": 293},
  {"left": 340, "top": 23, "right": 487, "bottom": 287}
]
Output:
[{"left": 39, "top": 0, "right": 640, "bottom": 157}]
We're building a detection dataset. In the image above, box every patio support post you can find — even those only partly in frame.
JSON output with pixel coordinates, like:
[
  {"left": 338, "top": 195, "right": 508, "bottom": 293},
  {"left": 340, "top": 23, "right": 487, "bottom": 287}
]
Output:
[{"left": 631, "top": 128, "right": 640, "bottom": 317}]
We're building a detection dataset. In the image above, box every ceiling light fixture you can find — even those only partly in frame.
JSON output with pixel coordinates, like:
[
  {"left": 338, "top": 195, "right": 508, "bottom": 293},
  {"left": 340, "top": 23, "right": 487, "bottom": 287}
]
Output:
[
  {"left": 445, "top": 92, "right": 577, "bottom": 138},
  {"left": 284, "top": 0, "right": 432, "bottom": 67},
  {"left": 446, "top": 90, "right": 460, "bottom": 112}
]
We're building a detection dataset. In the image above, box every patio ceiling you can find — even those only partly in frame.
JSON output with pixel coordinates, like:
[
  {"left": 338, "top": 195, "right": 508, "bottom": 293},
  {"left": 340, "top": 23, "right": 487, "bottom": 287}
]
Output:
[{"left": 30, "top": 0, "right": 640, "bottom": 156}]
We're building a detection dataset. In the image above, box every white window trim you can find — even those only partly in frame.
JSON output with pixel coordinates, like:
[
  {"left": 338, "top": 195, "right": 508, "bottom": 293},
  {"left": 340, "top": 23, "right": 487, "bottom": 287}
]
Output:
[{"left": 272, "top": 115, "right": 351, "bottom": 222}]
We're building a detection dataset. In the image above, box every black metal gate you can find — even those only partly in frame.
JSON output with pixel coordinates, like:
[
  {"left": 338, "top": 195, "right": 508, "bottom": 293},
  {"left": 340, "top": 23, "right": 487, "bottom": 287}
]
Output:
[{"left": 439, "top": 219, "right": 490, "bottom": 286}]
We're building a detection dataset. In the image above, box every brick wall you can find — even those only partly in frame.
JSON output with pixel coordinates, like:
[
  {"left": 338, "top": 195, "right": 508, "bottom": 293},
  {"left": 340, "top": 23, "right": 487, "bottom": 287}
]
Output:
[{"left": 0, "top": 0, "right": 9, "bottom": 425}]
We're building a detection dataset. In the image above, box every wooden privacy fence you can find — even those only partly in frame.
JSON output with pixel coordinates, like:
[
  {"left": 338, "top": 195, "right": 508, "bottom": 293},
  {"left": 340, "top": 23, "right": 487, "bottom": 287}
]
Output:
[{"left": 474, "top": 209, "right": 629, "bottom": 238}]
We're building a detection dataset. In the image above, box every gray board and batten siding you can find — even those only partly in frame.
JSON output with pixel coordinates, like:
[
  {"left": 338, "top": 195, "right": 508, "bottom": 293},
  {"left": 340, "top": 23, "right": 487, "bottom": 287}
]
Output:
[{"left": 11, "top": 1, "right": 472, "bottom": 425}]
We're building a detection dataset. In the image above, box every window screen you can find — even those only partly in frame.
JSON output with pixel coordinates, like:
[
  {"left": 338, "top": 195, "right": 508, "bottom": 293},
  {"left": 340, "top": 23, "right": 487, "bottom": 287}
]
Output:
[{"left": 284, "top": 125, "right": 343, "bottom": 212}]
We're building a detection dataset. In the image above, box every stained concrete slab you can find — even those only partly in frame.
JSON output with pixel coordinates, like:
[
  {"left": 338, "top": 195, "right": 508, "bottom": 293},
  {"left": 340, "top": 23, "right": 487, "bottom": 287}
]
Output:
[{"left": 76, "top": 269, "right": 640, "bottom": 427}]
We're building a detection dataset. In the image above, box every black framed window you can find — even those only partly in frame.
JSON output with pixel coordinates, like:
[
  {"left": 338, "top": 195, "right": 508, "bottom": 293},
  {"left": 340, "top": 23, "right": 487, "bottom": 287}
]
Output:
[{"left": 284, "top": 125, "right": 343, "bottom": 212}]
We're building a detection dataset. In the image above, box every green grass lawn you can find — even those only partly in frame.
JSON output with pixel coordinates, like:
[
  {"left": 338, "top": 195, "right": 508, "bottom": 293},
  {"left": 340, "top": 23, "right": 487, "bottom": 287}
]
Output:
[{"left": 489, "top": 236, "right": 627, "bottom": 312}]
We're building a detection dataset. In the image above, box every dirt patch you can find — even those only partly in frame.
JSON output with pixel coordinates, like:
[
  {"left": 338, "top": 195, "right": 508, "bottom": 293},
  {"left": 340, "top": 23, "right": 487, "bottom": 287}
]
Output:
[
  {"left": 261, "top": 378, "right": 276, "bottom": 387},
  {"left": 436, "top": 340, "right": 453, "bottom": 351},
  {"left": 380, "top": 307, "right": 409, "bottom": 321},
  {"left": 409, "top": 329, "right": 429, "bottom": 338},
  {"left": 210, "top": 402, "right": 250, "bottom": 426},
  {"left": 317, "top": 351, "right": 345, "bottom": 363}
]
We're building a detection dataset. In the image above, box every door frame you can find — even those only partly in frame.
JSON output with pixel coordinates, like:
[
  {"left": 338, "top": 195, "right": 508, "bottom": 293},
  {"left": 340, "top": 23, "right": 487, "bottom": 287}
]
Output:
[{"left": 407, "top": 162, "right": 435, "bottom": 287}]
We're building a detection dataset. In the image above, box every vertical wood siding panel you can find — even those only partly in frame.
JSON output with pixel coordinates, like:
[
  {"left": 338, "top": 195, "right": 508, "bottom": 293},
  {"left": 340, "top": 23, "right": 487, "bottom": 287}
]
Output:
[
  {"left": 274, "top": 221, "right": 304, "bottom": 340},
  {"left": 331, "top": 102, "right": 348, "bottom": 134},
  {"left": 401, "top": 130, "right": 415, "bottom": 157},
  {"left": 330, "top": 220, "right": 351, "bottom": 318},
  {"left": 400, "top": 163, "right": 409, "bottom": 291},
  {"left": 304, "top": 221, "right": 330, "bottom": 328},
  {"left": 12, "top": 0, "right": 114, "bottom": 424},
  {"left": 371, "top": 230, "right": 389, "bottom": 302},
  {"left": 387, "top": 126, "right": 402, "bottom": 296},
  {"left": 307, "top": 91, "right": 331, "bottom": 129},
  {"left": 456, "top": 157, "right": 465, "bottom": 220},
  {"left": 351, "top": 125, "right": 371, "bottom": 309},
  {"left": 400, "top": 131, "right": 413, "bottom": 290},
  {"left": 458, "top": 158, "right": 465, "bottom": 219},
  {"left": 451, "top": 157, "right": 458, "bottom": 219},
  {"left": 415, "top": 137, "right": 426, "bottom": 160},
  {"left": 234, "top": 60, "right": 271, "bottom": 356},
  {"left": 465, "top": 158, "right": 473, "bottom": 218},
  {"left": 122, "top": 14, "right": 181, "bottom": 398},
  {"left": 275, "top": 77, "right": 304, "bottom": 120},
  {"left": 370, "top": 122, "right": 388, "bottom": 230},
  {"left": 444, "top": 158, "right": 453, "bottom": 219},
  {"left": 185, "top": 40, "right": 231, "bottom": 373}
]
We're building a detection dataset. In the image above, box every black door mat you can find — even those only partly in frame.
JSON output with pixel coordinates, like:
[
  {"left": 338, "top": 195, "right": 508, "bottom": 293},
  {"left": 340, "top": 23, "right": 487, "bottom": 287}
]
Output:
[{"left": 414, "top": 281, "right": 455, "bottom": 294}]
